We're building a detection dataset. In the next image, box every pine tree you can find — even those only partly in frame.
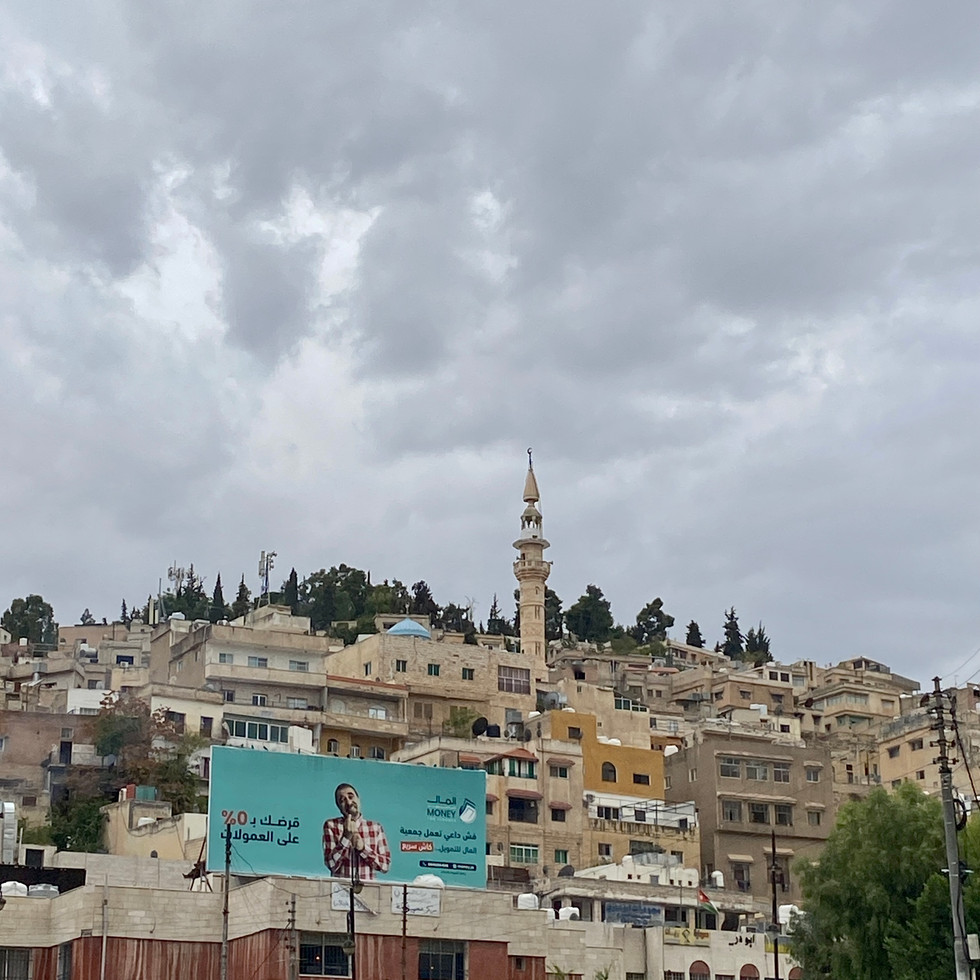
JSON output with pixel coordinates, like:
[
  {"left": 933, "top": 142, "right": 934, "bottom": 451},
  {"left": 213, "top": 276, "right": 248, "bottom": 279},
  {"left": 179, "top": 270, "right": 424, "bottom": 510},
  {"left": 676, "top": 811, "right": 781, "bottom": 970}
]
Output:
[
  {"left": 744, "top": 622, "right": 772, "bottom": 665},
  {"left": 79, "top": 608, "right": 96, "bottom": 626},
  {"left": 564, "top": 585, "right": 614, "bottom": 643},
  {"left": 230, "top": 576, "right": 252, "bottom": 620},
  {"left": 629, "top": 598, "right": 674, "bottom": 645},
  {"left": 283, "top": 568, "right": 299, "bottom": 614},
  {"left": 721, "top": 607, "right": 744, "bottom": 659},
  {"left": 120, "top": 600, "right": 129, "bottom": 625},
  {"left": 685, "top": 620, "right": 704, "bottom": 647},
  {"left": 209, "top": 574, "right": 227, "bottom": 624}
]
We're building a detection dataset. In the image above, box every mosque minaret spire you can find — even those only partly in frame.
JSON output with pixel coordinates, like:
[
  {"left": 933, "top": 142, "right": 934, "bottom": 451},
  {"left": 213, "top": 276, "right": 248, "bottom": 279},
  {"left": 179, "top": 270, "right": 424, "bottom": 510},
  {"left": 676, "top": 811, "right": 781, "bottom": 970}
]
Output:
[{"left": 513, "top": 449, "right": 552, "bottom": 673}]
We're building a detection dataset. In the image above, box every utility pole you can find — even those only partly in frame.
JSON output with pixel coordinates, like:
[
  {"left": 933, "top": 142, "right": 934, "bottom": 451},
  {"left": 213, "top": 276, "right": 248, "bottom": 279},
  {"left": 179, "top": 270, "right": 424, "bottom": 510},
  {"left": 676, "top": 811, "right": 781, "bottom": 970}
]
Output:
[
  {"left": 220, "top": 827, "right": 231, "bottom": 980},
  {"left": 769, "top": 829, "right": 781, "bottom": 980},
  {"left": 401, "top": 884, "right": 409, "bottom": 980},
  {"left": 287, "top": 894, "right": 298, "bottom": 980},
  {"left": 929, "top": 677, "right": 972, "bottom": 980}
]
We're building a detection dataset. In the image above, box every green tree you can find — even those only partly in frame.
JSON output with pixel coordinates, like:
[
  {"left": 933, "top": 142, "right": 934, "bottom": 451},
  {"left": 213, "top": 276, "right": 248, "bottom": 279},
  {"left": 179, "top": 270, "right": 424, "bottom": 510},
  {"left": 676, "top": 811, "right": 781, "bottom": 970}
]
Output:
[
  {"left": 120, "top": 599, "right": 129, "bottom": 625},
  {"left": 544, "top": 588, "right": 563, "bottom": 641},
  {"left": 411, "top": 580, "right": 439, "bottom": 621},
  {"left": 564, "top": 585, "right": 614, "bottom": 643},
  {"left": 794, "top": 784, "right": 949, "bottom": 980},
  {"left": 629, "top": 597, "right": 674, "bottom": 645},
  {"left": 685, "top": 620, "right": 704, "bottom": 647},
  {"left": 721, "top": 607, "right": 743, "bottom": 659},
  {"left": 486, "top": 594, "right": 507, "bottom": 635},
  {"left": 366, "top": 579, "right": 411, "bottom": 616},
  {"left": 283, "top": 568, "right": 300, "bottom": 614},
  {"left": 209, "top": 574, "right": 228, "bottom": 624},
  {"left": 744, "top": 622, "right": 772, "bottom": 665},
  {"left": 79, "top": 608, "right": 96, "bottom": 626},
  {"left": 162, "top": 564, "right": 209, "bottom": 621},
  {"left": 2, "top": 594, "right": 57, "bottom": 645},
  {"left": 230, "top": 575, "right": 252, "bottom": 620}
]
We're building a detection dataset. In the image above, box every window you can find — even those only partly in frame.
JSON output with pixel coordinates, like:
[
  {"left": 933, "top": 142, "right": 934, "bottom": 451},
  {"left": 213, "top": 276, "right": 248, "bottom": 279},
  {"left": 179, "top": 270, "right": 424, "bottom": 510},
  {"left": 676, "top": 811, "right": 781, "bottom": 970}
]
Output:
[
  {"left": 632, "top": 808, "right": 646, "bottom": 822},
  {"left": 165, "top": 710, "right": 186, "bottom": 734},
  {"left": 567, "top": 726, "right": 582, "bottom": 739},
  {"left": 368, "top": 705, "right": 387, "bottom": 719},
  {"left": 0, "top": 949, "right": 31, "bottom": 980},
  {"left": 507, "top": 758, "right": 536, "bottom": 779},
  {"left": 887, "top": 746, "right": 900, "bottom": 758},
  {"left": 739, "top": 689, "right": 752, "bottom": 700},
  {"left": 222, "top": 689, "right": 235, "bottom": 702},
  {"left": 289, "top": 660, "right": 309, "bottom": 672},
  {"left": 550, "top": 807, "right": 566, "bottom": 823},
  {"left": 598, "top": 843, "right": 613, "bottom": 859},
  {"left": 664, "top": 775, "right": 671, "bottom": 789},
  {"left": 369, "top": 747, "right": 386, "bottom": 760},
  {"left": 299, "top": 932, "right": 350, "bottom": 976},
  {"left": 689, "top": 768, "right": 697, "bottom": 782},
  {"left": 597, "top": 805, "right": 620, "bottom": 820},
  {"left": 807, "top": 810, "right": 822, "bottom": 827},
  {"left": 806, "top": 766, "right": 821, "bottom": 782},
  {"left": 549, "top": 765, "right": 568, "bottom": 779},
  {"left": 509, "top": 843, "right": 539, "bottom": 864},
  {"left": 690, "top": 964, "right": 710, "bottom": 980},
  {"left": 57, "top": 943, "right": 72, "bottom": 980},
  {"left": 363, "top": 662, "right": 372, "bottom": 676},
  {"left": 632, "top": 772, "right": 650, "bottom": 785},
  {"left": 508, "top": 798, "right": 538, "bottom": 824},
  {"left": 601, "top": 762, "right": 617, "bottom": 782},
  {"left": 732, "top": 862, "right": 751, "bottom": 891},
  {"left": 252, "top": 694, "right": 267, "bottom": 706},
  {"left": 720, "top": 756, "right": 741, "bottom": 778},
  {"left": 287, "top": 697, "right": 308, "bottom": 710},
  {"left": 775, "top": 804, "right": 793, "bottom": 826},
  {"left": 419, "top": 939, "right": 465, "bottom": 980},
  {"left": 461, "top": 667, "right": 475, "bottom": 681},
  {"left": 917, "top": 770, "right": 926, "bottom": 780},
  {"left": 21, "top": 796, "right": 37, "bottom": 808},
  {"left": 665, "top": 972, "right": 685, "bottom": 980},
  {"left": 327, "top": 738, "right": 340, "bottom": 754},
  {"left": 486, "top": 799, "right": 494, "bottom": 816},
  {"left": 349, "top": 745, "right": 361, "bottom": 758},
  {"left": 227, "top": 719, "right": 289, "bottom": 743},
  {"left": 427, "top": 663, "right": 440, "bottom": 677},
  {"left": 247, "top": 656, "right": 268, "bottom": 668},
  {"left": 498, "top": 665, "right": 531, "bottom": 694},
  {"left": 554, "top": 849, "right": 569, "bottom": 865},
  {"left": 910, "top": 738, "right": 924, "bottom": 751},
  {"left": 413, "top": 701, "right": 433, "bottom": 720},
  {"left": 200, "top": 716, "right": 213, "bottom": 737},
  {"left": 746, "top": 761, "right": 768, "bottom": 780},
  {"left": 395, "top": 659, "right": 407, "bottom": 673},
  {"left": 749, "top": 802, "right": 770, "bottom": 824},
  {"left": 773, "top": 763, "right": 790, "bottom": 783},
  {"left": 484, "top": 759, "right": 503, "bottom": 775},
  {"left": 218, "top": 652, "right": 234, "bottom": 664},
  {"left": 722, "top": 800, "right": 742, "bottom": 822}
]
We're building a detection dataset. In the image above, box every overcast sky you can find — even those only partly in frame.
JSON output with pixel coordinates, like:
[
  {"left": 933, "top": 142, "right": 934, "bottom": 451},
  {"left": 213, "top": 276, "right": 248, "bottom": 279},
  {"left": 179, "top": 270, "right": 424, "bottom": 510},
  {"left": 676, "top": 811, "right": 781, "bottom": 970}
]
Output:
[{"left": 2, "top": 3, "right": 978, "bottom": 687}]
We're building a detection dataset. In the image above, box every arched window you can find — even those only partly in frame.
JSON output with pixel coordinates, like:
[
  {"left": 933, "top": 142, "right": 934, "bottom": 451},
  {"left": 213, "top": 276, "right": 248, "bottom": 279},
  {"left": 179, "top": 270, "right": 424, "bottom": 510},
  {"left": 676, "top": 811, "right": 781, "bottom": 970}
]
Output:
[
  {"left": 788, "top": 970, "right": 803, "bottom": 980},
  {"left": 326, "top": 738, "right": 340, "bottom": 754},
  {"left": 690, "top": 960, "right": 710, "bottom": 980},
  {"left": 601, "top": 762, "right": 617, "bottom": 782},
  {"left": 739, "top": 966, "right": 760, "bottom": 979}
]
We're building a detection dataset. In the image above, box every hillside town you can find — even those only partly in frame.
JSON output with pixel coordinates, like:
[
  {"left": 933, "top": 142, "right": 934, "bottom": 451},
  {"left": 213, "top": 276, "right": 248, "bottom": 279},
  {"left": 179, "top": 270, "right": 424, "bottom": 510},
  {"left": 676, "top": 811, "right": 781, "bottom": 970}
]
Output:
[{"left": 0, "top": 462, "right": 971, "bottom": 980}]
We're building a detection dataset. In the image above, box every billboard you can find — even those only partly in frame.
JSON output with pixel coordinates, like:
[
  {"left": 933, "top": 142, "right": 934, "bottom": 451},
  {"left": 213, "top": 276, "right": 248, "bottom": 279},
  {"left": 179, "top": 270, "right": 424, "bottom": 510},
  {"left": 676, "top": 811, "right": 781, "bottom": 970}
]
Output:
[{"left": 207, "top": 746, "right": 486, "bottom": 888}]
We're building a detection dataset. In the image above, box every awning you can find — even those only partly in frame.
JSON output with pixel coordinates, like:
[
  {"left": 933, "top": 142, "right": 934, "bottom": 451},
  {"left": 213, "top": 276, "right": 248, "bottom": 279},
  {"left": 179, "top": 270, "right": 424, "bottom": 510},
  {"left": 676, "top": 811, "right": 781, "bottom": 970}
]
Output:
[
  {"left": 775, "top": 848, "right": 795, "bottom": 857},
  {"left": 546, "top": 756, "right": 577, "bottom": 767},
  {"left": 548, "top": 801, "right": 573, "bottom": 811},
  {"left": 727, "top": 853, "right": 754, "bottom": 863},
  {"left": 499, "top": 747, "right": 539, "bottom": 761},
  {"left": 458, "top": 753, "right": 482, "bottom": 764},
  {"left": 485, "top": 794, "right": 499, "bottom": 803},
  {"left": 506, "top": 789, "right": 543, "bottom": 800}
]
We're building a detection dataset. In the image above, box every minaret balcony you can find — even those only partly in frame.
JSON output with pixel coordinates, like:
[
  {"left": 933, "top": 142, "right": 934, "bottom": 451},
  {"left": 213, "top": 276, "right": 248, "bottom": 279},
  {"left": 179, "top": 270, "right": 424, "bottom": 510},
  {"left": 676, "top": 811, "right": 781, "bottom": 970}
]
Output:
[{"left": 514, "top": 558, "right": 552, "bottom": 579}]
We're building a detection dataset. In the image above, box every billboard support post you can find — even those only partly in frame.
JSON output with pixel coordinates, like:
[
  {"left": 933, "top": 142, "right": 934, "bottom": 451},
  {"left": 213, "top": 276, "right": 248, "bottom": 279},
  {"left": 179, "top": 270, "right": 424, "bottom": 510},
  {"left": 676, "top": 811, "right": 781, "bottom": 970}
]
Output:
[
  {"left": 220, "top": 826, "right": 230, "bottom": 980},
  {"left": 401, "top": 884, "right": 408, "bottom": 980}
]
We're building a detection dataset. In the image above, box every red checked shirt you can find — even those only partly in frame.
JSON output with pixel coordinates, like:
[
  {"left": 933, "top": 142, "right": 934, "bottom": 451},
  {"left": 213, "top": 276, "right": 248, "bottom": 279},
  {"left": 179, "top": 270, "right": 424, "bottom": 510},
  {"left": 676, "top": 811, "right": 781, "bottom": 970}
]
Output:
[{"left": 322, "top": 816, "right": 391, "bottom": 880}]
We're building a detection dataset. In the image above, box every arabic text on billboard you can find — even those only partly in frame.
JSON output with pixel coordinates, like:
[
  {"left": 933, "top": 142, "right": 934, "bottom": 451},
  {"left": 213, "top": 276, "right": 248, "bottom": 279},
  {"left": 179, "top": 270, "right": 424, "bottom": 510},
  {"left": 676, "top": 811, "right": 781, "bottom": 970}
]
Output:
[{"left": 207, "top": 746, "right": 486, "bottom": 887}]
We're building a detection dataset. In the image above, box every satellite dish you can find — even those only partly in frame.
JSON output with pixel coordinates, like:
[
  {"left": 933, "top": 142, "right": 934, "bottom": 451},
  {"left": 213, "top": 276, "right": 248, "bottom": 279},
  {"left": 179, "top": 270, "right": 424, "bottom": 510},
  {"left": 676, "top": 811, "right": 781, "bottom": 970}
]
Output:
[
  {"left": 522, "top": 729, "right": 533, "bottom": 742},
  {"left": 557, "top": 865, "right": 575, "bottom": 877},
  {"left": 471, "top": 717, "right": 489, "bottom": 737}
]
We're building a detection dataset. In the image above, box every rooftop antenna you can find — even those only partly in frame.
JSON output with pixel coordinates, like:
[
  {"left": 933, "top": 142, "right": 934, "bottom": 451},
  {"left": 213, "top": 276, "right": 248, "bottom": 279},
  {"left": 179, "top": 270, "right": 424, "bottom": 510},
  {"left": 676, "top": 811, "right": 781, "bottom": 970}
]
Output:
[
  {"left": 168, "top": 562, "right": 186, "bottom": 594},
  {"left": 258, "top": 550, "right": 277, "bottom": 606},
  {"left": 527, "top": 446, "right": 533, "bottom": 469}
]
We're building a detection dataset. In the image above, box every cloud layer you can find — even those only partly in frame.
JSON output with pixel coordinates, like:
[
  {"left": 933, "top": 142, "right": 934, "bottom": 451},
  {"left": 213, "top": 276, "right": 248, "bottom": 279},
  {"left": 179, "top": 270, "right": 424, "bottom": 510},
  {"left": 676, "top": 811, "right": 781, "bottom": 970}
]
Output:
[{"left": 2, "top": 2, "right": 979, "bottom": 684}]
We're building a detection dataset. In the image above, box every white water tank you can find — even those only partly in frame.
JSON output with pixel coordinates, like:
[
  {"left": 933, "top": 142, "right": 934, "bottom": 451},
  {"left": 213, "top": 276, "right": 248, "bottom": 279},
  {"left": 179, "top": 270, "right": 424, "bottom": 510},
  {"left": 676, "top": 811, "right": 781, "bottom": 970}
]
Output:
[
  {"left": 710, "top": 870, "right": 725, "bottom": 888},
  {"left": 1, "top": 882, "right": 28, "bottom": 898},
  {"left": 516, "top": 893, "right": 539, "bottom": 910},
  {"left": 557, "top": 906, "right": 580, "bottom": 920}
]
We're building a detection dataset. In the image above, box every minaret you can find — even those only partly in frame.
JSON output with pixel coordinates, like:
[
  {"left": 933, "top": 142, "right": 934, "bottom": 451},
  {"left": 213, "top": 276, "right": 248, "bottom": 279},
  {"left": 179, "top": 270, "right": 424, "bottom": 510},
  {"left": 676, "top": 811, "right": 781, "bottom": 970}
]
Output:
[{"left": 513, "top": 449, "right": 552, "bottom": 673}]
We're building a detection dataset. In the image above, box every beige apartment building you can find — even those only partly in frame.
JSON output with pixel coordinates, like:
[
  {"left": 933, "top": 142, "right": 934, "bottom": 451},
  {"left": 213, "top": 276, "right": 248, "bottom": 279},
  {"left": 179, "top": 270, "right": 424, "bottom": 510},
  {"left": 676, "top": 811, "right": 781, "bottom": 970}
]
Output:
[
  {"left": 326, "top": 621, "right": 538, "bottom": 740},
  {"left": 394, "top": 731, "right": 586, "bottom": 877},
  {"left": 664, "top": 723, "right": 834, "bottom": 903}
]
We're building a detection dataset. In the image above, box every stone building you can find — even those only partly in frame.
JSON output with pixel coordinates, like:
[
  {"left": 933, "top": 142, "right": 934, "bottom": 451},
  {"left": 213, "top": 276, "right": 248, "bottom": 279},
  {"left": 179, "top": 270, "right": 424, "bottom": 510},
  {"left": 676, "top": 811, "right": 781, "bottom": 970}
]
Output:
[{"left": 664, "top": 722, "right": 834, "bottom": 903}]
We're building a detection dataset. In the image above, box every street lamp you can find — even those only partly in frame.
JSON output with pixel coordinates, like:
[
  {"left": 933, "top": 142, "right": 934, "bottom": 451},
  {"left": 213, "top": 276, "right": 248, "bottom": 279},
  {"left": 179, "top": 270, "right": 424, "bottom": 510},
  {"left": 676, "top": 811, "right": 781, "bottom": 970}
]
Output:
[{"left": 344, "top": 850, "right": 362, "bottom": 980}]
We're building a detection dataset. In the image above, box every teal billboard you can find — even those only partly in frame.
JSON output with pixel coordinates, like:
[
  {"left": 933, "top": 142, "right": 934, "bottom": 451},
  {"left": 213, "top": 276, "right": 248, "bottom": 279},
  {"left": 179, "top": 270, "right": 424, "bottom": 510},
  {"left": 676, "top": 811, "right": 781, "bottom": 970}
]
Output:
[{"left": 207, "top": 747, "right": 486, "bottom": 887}]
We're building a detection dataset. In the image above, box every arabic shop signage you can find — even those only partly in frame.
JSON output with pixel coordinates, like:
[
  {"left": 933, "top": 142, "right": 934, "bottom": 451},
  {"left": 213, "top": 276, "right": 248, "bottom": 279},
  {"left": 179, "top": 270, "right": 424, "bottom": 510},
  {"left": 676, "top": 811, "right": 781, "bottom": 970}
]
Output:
[
  {"left": 207, "top": 746, "right": 487, "bottom": 887},
  {"left": 664, "top": 926, "right": 711, "bottom": 946}
]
